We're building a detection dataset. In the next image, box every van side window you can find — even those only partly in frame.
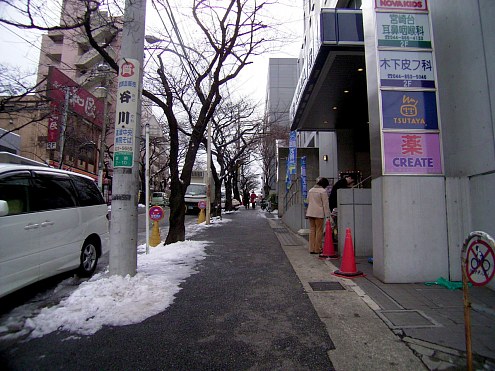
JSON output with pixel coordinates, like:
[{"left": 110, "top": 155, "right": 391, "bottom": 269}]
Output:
[
  {"left": 0, "top": 172, "right": 31, "bottom": 216},
  {"left": 31, "top": 173, "right": 77, "bottom": 211},
  {"left": 70, "top": 175, "right": 105, "bottom": 206}
]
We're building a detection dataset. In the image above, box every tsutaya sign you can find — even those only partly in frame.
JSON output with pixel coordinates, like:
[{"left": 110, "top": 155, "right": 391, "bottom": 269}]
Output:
[
  {"left": 374, "top": 0, "right": 442, "bottom": 175},
  {"left": 113, "top": 58, "right": 141, "bottom": 168}
]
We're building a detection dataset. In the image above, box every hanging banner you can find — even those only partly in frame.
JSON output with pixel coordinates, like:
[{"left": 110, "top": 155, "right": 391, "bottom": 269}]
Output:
[
  {"left": 301, "top": 156, "right": 308, "bottom": 207},
  {"left": 286, "top": 131, "right": 297, "bottom": 191},
  {"left": 288, "top": 131, "right": 297, "bottom": 175},
  {"left": 113, "top": 58, "right": 141, "bottom": 168}
]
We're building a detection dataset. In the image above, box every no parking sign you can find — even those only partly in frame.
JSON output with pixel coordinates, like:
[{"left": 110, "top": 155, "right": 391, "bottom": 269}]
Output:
[
  {"left": 149, "top": 206, "right": 164, "bottom": 221},
  {"left": 460, "top": 231, "right": 495, "bottom": 370},
  {"left": 461, "top": 231, "right": 495, "bottom": 286}
]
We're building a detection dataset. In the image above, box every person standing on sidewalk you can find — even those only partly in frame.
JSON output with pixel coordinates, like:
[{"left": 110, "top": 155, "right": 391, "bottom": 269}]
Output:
[
  {"left": 306, "top": 177, "right": 331, "bottom": 254},
  {"left": 250, "top": 191, "right": 257, "bottom": 209}
]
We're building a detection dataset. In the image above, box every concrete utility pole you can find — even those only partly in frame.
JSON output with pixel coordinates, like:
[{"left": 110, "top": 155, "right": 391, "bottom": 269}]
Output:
[{"left": 109, "top": 0, "right": 146, "bottom": 276}]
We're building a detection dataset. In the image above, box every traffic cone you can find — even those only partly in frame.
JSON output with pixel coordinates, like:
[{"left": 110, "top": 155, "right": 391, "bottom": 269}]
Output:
[
  {"left": 333, "top": 228, "right": 365, "bottom": 278},
  {"left": 197, "top": 209, "right": 206, "bottom": 224},
  {"left": 319, "top": 219, "right": 339, "bottom": 260},
  {"left": 149, "top": 221, "right": 161, "bottom": 247}
]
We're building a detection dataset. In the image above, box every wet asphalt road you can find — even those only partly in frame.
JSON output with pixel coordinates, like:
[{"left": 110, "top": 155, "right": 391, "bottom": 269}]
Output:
[{"left": 0, "top": 209, "right": 334, "bottom": 370}]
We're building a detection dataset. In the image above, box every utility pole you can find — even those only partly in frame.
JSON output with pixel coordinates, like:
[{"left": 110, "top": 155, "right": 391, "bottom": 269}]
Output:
[{"left": 109, "top": 0, "right": 146, "bottom": 276}]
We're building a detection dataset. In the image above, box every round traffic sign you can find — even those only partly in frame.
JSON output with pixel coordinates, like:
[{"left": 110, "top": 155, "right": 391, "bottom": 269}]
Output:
[
  {"left": 461, "top": 231, "right": 495, "bottom": 286},
  {"left": 149, "top": 205, "right": 164, "bottom": 221},
  {"left": 198, "top": 200, "right": 207, "bottom": 209}
]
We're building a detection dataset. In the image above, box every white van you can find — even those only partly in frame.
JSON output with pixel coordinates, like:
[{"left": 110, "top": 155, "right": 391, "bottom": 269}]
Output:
[{"left": 0, "top": 164, "right": 109, "bottom": 298}]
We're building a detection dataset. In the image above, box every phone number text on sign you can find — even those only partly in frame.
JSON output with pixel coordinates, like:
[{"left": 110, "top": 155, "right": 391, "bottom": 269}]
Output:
[
  {"left": 379, "top": 50, "right": 435, "bottom": 88},
  {"left": 113, "top": 58, "right": 141, "bottom": 168}
]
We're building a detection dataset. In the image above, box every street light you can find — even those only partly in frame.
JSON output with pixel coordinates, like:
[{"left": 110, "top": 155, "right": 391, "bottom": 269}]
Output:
[{"left": 96, "top": 62, "right": 111, "bottom": 192}]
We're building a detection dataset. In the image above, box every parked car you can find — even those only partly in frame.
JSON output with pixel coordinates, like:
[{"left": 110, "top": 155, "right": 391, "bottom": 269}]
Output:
[
  {"left": 0, "top": 164, "right": 110, "bottom": 298},
  {"left": 151, "top": 191, "right": 167, "bottom": 206}
]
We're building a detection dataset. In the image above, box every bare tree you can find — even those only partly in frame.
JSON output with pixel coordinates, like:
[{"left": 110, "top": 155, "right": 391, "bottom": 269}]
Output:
[
  {"left": 259, "top": 112, "right": 290, "bottom": 197},
  {"left": 139, "top": 0, "right": 271, "bottom": 243},
  {"left": 1, "top": 0, "right": 278, "bottom": 244},
  {"left": 205, "top": 97, "right": 261, "bottom": 213}
]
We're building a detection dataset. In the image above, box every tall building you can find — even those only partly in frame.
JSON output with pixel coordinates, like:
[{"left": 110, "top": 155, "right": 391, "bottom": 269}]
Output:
[
  {"left": 0, "top": 1, "right": 121, "bottom": 185},
  {"left": 263, "top": 58, "right": 298, "bottom": 196},
  {"left": 35, "top": 0, "right": 121, "bottom": 184},
  {"left": 283, "top": 0, "right": 495, "bottom": 288}
]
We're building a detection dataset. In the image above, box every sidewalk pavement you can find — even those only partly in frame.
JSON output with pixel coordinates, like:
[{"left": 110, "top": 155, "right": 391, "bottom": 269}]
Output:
[
  {"left": 265, "top": 212, "right": 495, "bottom": 370},
  {"left": 2, "top": 208, "right": 494, "bottom": 370}
]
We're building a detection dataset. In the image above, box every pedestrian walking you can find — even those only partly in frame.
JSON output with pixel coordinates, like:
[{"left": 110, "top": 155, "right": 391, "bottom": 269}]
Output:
[
  {"left": 243, "top": 190, "right": 250, "bottom": 209},
  {"left": 306, "top": 177, "right": 331, "bottom": 254},
  {"left": 250, "top": 191, "right": 257, "bottom": 209}
]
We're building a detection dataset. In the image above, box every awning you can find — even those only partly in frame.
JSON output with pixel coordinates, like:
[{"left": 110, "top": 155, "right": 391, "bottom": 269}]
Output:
[{"left": 290, "top": 9, "right": 368, "bottom": 132}]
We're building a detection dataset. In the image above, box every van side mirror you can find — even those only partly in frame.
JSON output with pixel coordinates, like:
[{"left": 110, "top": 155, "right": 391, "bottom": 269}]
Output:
[{"left": 0, "top": 200, "right": 8, "bottom": 217}]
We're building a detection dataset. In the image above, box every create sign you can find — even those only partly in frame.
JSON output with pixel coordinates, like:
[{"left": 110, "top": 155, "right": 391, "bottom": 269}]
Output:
[{"left": 383, "top": 132, "right": 442, "bottom": 174}]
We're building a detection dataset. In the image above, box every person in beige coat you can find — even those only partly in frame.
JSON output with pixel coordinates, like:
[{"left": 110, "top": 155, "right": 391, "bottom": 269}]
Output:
[{"left": 306, "top": 177, "right": 331, "bottom": 254}]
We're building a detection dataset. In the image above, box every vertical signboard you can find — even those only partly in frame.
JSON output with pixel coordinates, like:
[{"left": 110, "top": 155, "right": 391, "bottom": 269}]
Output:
[
  {"left": 46, "top": 67, "right": 103, "bottom": 150},
  {"left": 113, "top": 59, "right": 141, "bottom": 168},
  {"left": 301, "top": 156, "right": 308, "bottom": 207},
  {"left": 374, "top": 0, "right": 442, "bottom": 176},
  {"left": 286, "top": 131, "right": 297, "bottom": 191}
]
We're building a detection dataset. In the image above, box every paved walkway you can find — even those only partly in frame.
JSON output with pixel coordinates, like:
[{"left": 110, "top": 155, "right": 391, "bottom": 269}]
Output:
[
  {"left": 265, "top": 210, "right": 495, "bottom": 370},
  {"left": 1, "top": 208, "right": 494, "bottom": 370}
]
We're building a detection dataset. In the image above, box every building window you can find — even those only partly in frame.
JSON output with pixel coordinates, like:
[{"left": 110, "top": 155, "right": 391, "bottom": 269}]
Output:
[{"left": 347, "top": 0, "right": 362, "bottom": 8}]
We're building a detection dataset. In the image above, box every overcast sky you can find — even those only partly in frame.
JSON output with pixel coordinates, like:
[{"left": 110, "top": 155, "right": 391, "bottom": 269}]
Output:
[{"left": 0, "top": 0, "right": 304, "bottom": 103}]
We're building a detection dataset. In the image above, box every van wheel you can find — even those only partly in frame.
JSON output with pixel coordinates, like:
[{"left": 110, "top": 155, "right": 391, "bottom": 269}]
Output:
[{"left": 78, "top": 240, "right": 99, "bottom": 277}]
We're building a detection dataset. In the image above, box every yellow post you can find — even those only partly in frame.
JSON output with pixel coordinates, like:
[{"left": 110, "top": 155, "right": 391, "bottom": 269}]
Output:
[
  {"left": 197, "top": 209, "right": 206, "bottom": 224},
  {"left": 149, "top": 220, "right": 161, "bottom": 247}
]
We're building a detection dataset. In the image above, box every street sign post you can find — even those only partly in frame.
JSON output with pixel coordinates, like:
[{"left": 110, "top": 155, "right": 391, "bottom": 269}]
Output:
[
  {"left": 149, "top": 206, "right": 164, "bottom": 247},
  {"left": 461, "top": 231, "right": 495, "bottom": 371}
]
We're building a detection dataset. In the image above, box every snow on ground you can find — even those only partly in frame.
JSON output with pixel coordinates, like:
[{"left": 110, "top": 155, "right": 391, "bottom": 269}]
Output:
[{"left": 0, "top": 216, "right": 233, "bottom": 340}]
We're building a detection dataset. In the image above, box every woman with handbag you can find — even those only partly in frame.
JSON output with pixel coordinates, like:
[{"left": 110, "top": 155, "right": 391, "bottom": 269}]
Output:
[{"left": 306, "top": 177, "right": 331, "bottom": 254}]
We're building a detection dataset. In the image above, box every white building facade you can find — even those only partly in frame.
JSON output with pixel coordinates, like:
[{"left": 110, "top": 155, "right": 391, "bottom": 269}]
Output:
[{"left": 287, "top": 0, "right": 494, "bottom": 288}]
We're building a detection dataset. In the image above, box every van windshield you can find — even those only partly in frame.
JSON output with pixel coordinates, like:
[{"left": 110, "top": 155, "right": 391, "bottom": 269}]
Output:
[{"left": 185, "top": 184, "right": 206, "bottom": 195}]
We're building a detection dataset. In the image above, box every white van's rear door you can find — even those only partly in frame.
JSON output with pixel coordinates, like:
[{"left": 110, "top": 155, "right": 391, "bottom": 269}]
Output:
[{"left": 0, "top": 171, "right": 41, "bottom": 298}]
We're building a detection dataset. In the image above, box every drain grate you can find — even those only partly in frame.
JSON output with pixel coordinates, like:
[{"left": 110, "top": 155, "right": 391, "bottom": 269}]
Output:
[
  {"left": 273, "top": 228, "right": 301, "bottom": 245},
  {"left": 377, "top": 309, "right": 442, "bottom": 329},
  {"left": 309, "top": 282, "right": 345, "bottom": 291}
]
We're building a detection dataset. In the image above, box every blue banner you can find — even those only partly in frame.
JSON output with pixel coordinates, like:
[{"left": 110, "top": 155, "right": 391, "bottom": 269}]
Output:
[
  {"left": 301, "top": 156, "right": 308, "bottom": 207},
  {"left": 288, "top": 131, "right": 297, "bottom": 175},
  {"left": 286, "top": 131, "right": 297, "bottom": 192}
]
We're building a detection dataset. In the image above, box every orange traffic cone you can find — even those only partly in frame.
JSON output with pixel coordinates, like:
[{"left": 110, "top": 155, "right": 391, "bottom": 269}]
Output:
[
  {"left": 333, "top": 228, "right": 365, "bottom": 278},
  {"left": 319, "top": 219, "right": 339, "bottom": 260}
]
